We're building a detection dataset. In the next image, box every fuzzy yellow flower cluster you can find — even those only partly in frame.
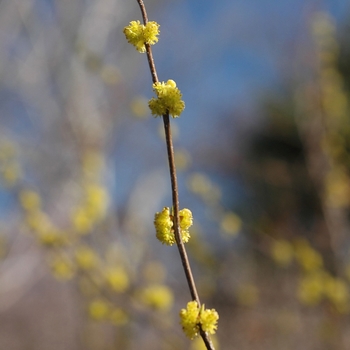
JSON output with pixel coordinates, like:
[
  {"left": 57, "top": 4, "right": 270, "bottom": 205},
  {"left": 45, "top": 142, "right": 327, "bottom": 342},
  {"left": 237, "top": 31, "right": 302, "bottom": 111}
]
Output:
[
  {"left": 138, "top": 284, "right": 174, "bottom": 311},
  {"left": 154, "top": 207, "right": 193, "bottom": 245},
  {"left": 271, "top": 239, "right": 294, "bottom": 267},
  {"left": 0, "top": 142, "right": 22, "bottom": 187},
  {"left": 148, "top": 80, "right": 185, "bottom": 118},
  {"left": 50, "top": 255, "right": 75, "bottom": 280},
  {"left": 75, "top": 246, "right": 99, "bottom": 270},
  {"left": 71, "top": 183, "right": 109, "bottom": 234},
  {"left": 105, "top": 266, "right": 129, "bottom": 293},
  {"left": 20, "top": 190, "right": 69, "bottom": 247},
  {"left": 180, "top": 301, "right": 219, "bottom": 339},
  {"left": 88, "top": 299, "right": 110, "bottom": 320},
  {"left": 294, "top": 239, "right": 323, "bottom": 272},
  {"left": 298, "top": 271, "right": 350, "bottom": 313},
  {"left": 123, "top": 20, "right": 160, "bottom": 53},
  {"left": 88, "top": 298, "right": 129, "bottom": 325}
]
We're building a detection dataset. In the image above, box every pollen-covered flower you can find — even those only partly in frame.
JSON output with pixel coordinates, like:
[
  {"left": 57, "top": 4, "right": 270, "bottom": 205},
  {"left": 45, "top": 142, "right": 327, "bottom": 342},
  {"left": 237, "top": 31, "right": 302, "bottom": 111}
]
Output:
[
  {"left": 154, "top": 207, "right": 174, "bottom": 245},
  {"left": 179, "top": 208, "right": 193, "bottom": 242},
  {"left": 148, "top": 80, "right": 185, "bottom": 118},
  {"left": 180, "top": 301, "right": 219, "bottom": 339},
  {"left": 199, "top": 306, "right": 219, "bottom": 334},
  {"left": 123, "top": 20, "right": 160, "bottom": 53},
  {"left": 143, "top": 21, "right": 160, "bottom": 45},
  {"left": 154, "top": 207, "right": 193, "bottom": 245},
  {"left": 180, "top": 301, "right": 200, "bottom": 339}
]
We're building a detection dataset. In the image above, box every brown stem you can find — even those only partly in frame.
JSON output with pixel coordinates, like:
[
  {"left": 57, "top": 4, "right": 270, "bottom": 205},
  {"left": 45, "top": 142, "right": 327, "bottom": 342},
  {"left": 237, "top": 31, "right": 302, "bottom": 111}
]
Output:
[
  {"left": 135, "top": 1, "right": 215, "bottom": 349},
  {"left": 137, "top": 0, "right": 148, "bottom": 24},
  {"left": 137, "top": 0, "right": 158, "bottom": 83},
  {"left": 162, "top": 113, "right": 200, "bottom": 303}
]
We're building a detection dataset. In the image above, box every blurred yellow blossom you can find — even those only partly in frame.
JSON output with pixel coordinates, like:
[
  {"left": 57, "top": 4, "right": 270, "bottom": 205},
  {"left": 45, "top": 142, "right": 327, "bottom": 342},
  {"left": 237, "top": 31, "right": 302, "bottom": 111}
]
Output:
[
  {"left": 50, "top": 255, "right": 74, "bottom": 280},
  {"left": 20, "top": 190, "right": 41, "bottom": 212},
  {"left": 324, "top": 276, "right": 350, "bottom": 313},
  {"left": 187, "top": 173, "right": 222, "bottom": 204},
  {"left": 75, "top": 246, "right": 99, "bottom": 270},
  {"left": 174, "top": 149, "right": 191, "bottom": 171},
  {"left": 25, "top": 211, "right": 52, "bottom": 234},
  {"left": 298, "top": 271, "right": 350, "bottom": 313},
  {"left": 130, "top": 96, "right": 149, "bottom": 118},
  {"left": 220, "top": 212, "right": 242, "bottom": 237},
  {"left": 298, "top": 272, "right": 325, "bottom": 305},
  {"left": 138, "top": 284, "right": 174, "bottom": 311},
  {"left": 0, "top": 142, "right": 21, "bottom": 187},
  {"left": 187, "top": 173, "right": 212, "bottom": 195},
  {"left": 271, "top": 239, "right": 294, "bottom": 267},
  {"left": 294, "top": 239, "right": 323, "bottom": 272},
  {"left": 325, "top": 169, "right": 350, "bottom": 208},
  {"left": 71, "top": 207, "right": 93, "bottom": 234},
  {"left": 82, "top": 152, "right": 105, "bottom": 179},
  {"left": 89, "top": 299, "right": 109, "bottom": 321},
  {"left": 2, "top": 162, "right": 21, "bottom": 186},
  {"left": 37, "top": 229, "right": 68, "bottom": 247},
  {"left": 105, "top": 266, "right": 129, "bottom": 293},
  {"left": 85, "top": 184, "right": 109, "bottom": 220},
  {"left": 311, "top": 12, "right": 336, "bottom": 39},
  {"left": 109, "top": 308, "right": 129, "bottom": 325}
]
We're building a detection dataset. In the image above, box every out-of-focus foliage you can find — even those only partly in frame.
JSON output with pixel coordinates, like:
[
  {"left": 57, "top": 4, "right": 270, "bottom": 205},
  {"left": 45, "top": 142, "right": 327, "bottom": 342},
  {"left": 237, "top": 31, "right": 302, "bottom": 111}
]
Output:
[
  {"left": 0, "top": 1, "right": 350, "bottom": 349},
  {"left": 229, "top": 10, "right": 350, "bottom": 350}
]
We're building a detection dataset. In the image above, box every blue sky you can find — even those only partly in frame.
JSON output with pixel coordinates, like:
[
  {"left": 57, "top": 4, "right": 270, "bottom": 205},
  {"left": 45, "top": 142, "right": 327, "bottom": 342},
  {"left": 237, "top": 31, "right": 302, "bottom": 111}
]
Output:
[
  {"left": 114, "top": 0, "right": 350, "bottom": 211},
  {"left": 1, "top": 0, "right": 350, "bottom": 219},
  {"left": 137, "top": 0, "right": 349, "bottom": 152}
]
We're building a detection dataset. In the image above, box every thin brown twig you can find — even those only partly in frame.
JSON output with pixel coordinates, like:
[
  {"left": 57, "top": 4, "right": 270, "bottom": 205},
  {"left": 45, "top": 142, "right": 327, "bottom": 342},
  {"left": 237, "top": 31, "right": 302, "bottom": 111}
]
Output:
[
  {"left": 135, "top": 1, "right": 215, "bottom": 349},
  {"left": 162, "top": 113, "right": 200, "bottom": 303}
]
